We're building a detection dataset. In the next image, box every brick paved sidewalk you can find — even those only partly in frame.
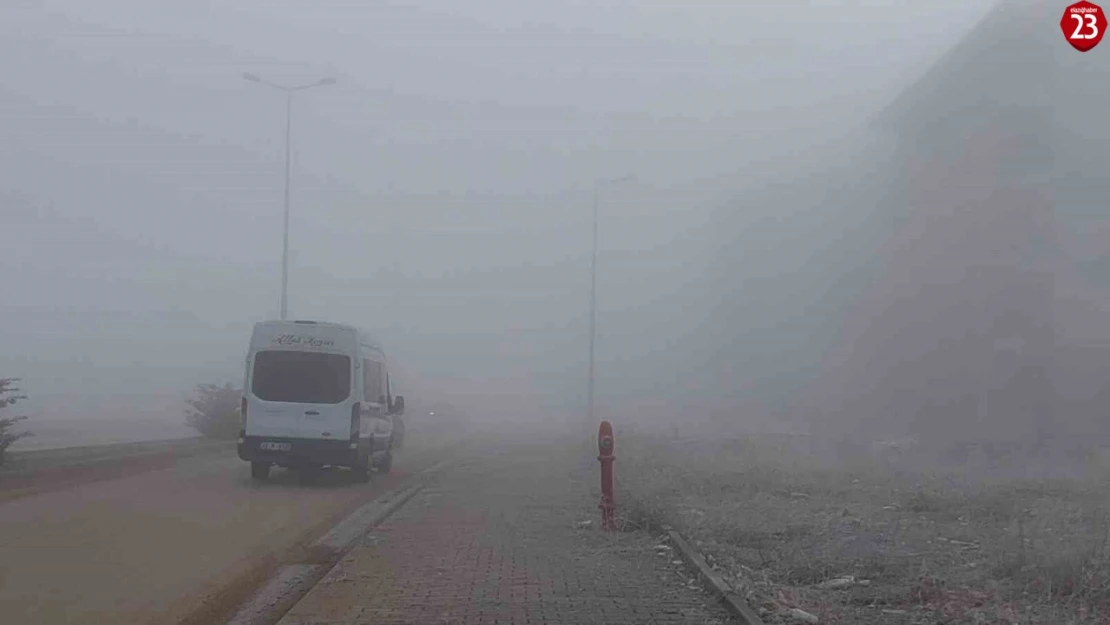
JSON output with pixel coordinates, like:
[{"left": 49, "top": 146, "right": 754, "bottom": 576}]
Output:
[{"left": 277, "top": 439, "right": 734, "bottom": 625}]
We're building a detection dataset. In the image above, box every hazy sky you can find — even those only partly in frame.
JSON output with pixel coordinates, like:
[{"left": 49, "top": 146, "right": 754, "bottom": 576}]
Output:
[{"left": 0, "top": 0, "right": 995, "bottom": 427}]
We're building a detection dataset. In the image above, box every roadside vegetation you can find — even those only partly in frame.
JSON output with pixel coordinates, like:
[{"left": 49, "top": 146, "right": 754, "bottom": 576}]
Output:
[
  {"left": 618, "top": 430, "right": 1110, "bottom": 625},
  {"left": 185, "top": 382, "right": 242, "bottom": 440},
  {"left": 0, "top": 378, "right": 32, "bottom": 466}
]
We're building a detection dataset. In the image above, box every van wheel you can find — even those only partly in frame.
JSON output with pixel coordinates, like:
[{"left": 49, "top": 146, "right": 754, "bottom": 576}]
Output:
[
  {"left": 250, "top": 462, "right": 270, "bottom": 481},
  {"left": 392, "top": 418, "right": 405, "bottom": 450},
  {"left": 375, "top": 449, "right": 393, "bottom": 474},
  {"left": 352, "top": 458, "right": 371, "bottom": 483}
]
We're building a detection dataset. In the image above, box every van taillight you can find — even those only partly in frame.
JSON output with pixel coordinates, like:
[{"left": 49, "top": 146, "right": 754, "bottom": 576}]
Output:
[
  {"left": 239, "top": 397, "right": 247, "bottom": 437},
  {"left": 350, "top": 402, "right": 360, "bottom": 440}
]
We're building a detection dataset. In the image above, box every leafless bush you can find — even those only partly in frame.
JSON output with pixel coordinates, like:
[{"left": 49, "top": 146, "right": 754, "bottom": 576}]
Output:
[
  {"left": 0, "top": 377, "right": 32, "bottom": 466},
  {"left": 185, "top": 382, "right": 241, "bottom": 440}
]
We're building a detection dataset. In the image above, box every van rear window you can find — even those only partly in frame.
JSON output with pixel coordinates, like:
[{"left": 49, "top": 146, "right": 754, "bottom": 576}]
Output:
[{"left": 251, "top": 350, "right": 351, "bottom": 404}]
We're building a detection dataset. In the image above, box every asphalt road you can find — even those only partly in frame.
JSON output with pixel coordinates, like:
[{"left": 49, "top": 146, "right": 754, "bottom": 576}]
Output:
[{"left": 0, "top": 441, "right": 450, "bottom": 625}]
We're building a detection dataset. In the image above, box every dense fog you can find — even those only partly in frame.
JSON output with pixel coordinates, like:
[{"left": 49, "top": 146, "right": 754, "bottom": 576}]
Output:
[{"left": 12, "top": 1, "right": 1101, "bottom": 462}]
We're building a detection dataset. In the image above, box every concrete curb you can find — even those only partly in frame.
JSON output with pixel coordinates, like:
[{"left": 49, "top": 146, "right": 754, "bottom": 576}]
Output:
[
  {"left": 667, "top": 530, "right": 765, "bottom": 625},
  {"left": 5, "top": 437, "right": 232, "bottom": 475},
  {"left": 227, "top": 459, "right": 452, "bottom": 625}
]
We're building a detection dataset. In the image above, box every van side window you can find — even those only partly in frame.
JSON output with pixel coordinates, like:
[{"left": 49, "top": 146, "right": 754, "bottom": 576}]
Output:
[{"left": 362, "top": 359, "right": 384, "bottom": 404}]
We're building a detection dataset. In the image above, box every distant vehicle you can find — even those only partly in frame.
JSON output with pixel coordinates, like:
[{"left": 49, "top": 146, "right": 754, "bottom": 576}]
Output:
[
  {"left": 237, "top": 319, "right": 405, "bottom": 482},
  {"left": 425, "top": 401, "right": 458, "bottom": 419}
]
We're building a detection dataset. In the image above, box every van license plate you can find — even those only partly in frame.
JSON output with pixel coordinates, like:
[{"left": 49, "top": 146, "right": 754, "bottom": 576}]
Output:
[{"left": 260, "top": 442, "right": 291, "bottom": 452}]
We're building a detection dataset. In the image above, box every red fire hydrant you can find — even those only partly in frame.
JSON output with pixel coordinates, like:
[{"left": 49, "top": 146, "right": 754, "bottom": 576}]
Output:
[{"left": 597, "top": 420, "right": 616, "bottom": 530}]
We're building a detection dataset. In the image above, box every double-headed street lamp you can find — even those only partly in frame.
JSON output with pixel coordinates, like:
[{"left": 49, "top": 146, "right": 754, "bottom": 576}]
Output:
[
  {"left": 242, "top": 73, "right": 335, "bottom": 320},
  {"left": 587, "top": 174, "right": 637, "bottom": 428}
]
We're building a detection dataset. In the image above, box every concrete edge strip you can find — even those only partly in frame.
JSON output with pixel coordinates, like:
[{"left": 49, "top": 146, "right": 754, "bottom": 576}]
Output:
[
  {"left": 225, "top": 564, "right": 327, "bottom": 625},
  {"left": 227, "top": 459, "right": 453, "bottom": 625},
  {"left": 666, "top": 529, "right": 765, "bottom": 625},
  {"left": 313, "top": 456, "right": 452, "bottom": 550},
  {"left": 312, "top": 480, "right": 427, "bottom": 550}
]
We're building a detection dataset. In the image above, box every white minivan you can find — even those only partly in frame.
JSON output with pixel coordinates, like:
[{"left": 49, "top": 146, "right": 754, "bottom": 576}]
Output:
[{"left": 237, "top": 319, "right": 405, "bottom": 482}]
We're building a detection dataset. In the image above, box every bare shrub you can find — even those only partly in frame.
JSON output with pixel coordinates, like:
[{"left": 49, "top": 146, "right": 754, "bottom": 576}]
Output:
[
  {"left": 0, "top": 378, "right": 32, "bottom": 466},
  {"left": 185, "top": 383, "right": 241, "bottom": 440}
]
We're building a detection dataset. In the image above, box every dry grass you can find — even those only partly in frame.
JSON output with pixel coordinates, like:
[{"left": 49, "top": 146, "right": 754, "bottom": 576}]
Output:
[{"left": 616, "top": 430, "right": 1110, "bottom": 624}]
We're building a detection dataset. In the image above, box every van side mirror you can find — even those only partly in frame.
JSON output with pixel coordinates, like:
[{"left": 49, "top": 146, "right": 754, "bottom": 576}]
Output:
[{"left": 392, "top": 395, "right": 405, "bottom": 416}]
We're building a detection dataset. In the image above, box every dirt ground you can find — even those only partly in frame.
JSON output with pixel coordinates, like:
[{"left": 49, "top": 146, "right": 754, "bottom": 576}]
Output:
[
  {"left": 618, "top": 430, "right": 1110, "bottom": 625},
  {"left": 0, "top": 425, "right": 458, "bottom": 625}
]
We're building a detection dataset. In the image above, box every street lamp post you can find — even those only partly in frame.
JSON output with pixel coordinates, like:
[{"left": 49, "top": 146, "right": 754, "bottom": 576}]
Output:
[
  {"left": 242, "top": 73, "right": 335, "bottom": 320},
  {"left": 587, "top": 174, "right": 636, "bottom": 429}
]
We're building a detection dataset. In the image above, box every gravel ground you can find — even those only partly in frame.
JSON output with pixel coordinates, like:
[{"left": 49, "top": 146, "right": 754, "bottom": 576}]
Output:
[{"left": 619, "top": 431, "right": 1110, "bottom": 625}]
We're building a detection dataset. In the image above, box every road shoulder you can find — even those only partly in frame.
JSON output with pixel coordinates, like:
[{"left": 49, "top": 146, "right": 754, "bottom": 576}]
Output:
[{"left": 0, "top": 437, "right": 233, "bottom": 501}]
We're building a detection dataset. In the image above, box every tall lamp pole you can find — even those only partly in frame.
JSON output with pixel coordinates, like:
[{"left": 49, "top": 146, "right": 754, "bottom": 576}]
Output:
[
  {"left": 587, "top": 174, "right": 636, "bottom": 429},
  {"left": 242, "top": 73, "right": 335, "bottom": 320}
]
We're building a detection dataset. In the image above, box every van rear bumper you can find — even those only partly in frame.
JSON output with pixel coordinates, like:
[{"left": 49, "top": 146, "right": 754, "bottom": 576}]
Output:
[{"left": 238, "top": 436, "right": 365, "bottom": 468}]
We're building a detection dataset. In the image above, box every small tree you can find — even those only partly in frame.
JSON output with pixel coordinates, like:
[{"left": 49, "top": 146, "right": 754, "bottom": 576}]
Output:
[
  {"left": 185, "top": 382, "right": 242, "bottom": 440},
  {"left": 0, "top": 378, "right": 32, "bottom": 466}
]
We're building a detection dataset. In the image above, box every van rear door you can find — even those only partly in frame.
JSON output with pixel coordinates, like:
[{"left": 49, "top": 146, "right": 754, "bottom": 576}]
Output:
[{"left": 248, "top": 350, "right": 353, "bottom": 439}]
